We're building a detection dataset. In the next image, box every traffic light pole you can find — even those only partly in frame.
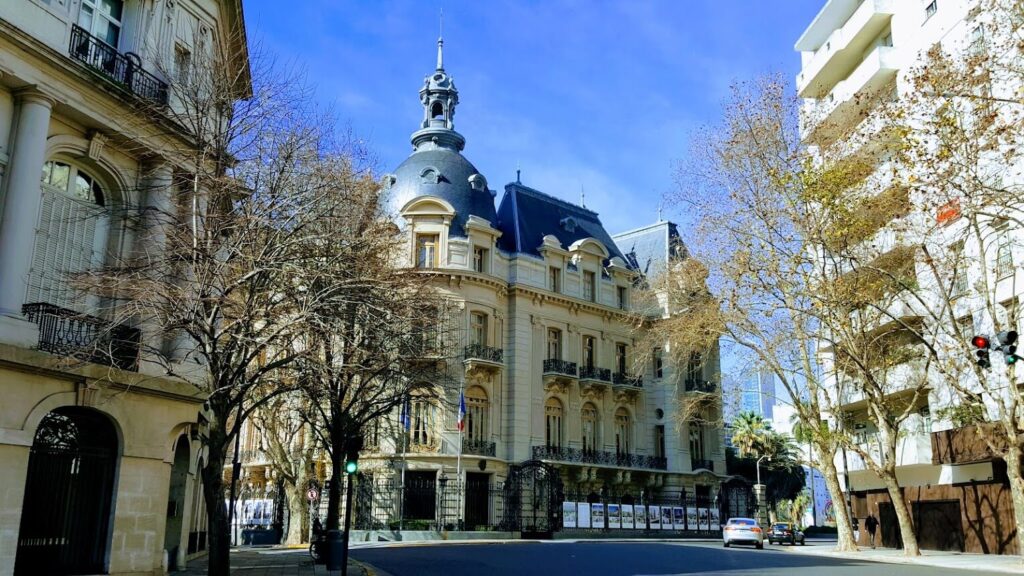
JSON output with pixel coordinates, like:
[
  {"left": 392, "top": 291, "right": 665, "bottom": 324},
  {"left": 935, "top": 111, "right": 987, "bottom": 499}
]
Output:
[{"left": 341, "top": 473, "right": 354, "bottom": 576}]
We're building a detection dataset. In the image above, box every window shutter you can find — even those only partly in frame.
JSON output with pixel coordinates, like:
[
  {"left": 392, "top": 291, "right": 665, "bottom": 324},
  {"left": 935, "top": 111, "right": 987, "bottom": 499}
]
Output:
[{"left": 27, "top": 189, "right": 106, "bottom": 309}]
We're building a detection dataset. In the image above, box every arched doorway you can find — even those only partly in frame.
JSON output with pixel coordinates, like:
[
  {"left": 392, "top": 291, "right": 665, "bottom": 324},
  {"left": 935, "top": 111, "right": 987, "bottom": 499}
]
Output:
[
  {"left": 14, "top": 407, "right": 119, "bottom": 575},
  {"left": 164, "top": 435, "right": 190, "bottom": 571}
]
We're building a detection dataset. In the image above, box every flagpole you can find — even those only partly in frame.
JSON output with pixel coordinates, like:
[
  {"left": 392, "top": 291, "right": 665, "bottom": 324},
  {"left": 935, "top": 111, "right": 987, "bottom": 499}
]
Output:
[
  {"left": 399, "top": 398, "right": 409, "bottom": 532},
  {"left": 456, "top": 381, "right": 464, "bottom": 529}
]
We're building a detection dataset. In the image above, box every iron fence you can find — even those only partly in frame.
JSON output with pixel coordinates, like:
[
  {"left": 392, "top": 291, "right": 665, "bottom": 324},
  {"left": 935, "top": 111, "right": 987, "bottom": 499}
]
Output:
[
  {"left": 461, "top": 439, "right": 496, "bottom": 457},
  {"left": 612, "top": 372, "right": 643, "bottom": 387},
  {"left": 579, "top": 366, "right": 611, "bottom": 381},
  {"left": 542, "top": 358, "right": 577, "bottom": 376},
  {"left": 464, "top": 344, "right": 503, "bottom": 363},
  {"left": 560, "top": 488, "right": 725, "bottom": 535},
  {"left": 69, "top": 25, "right": 169, "bottom": 105},
  {"left": 532, "top": 445, "right": 667, "bottom": 470},
  {"left": 23, "top": 303, "right": 141, "bottom": 371}
]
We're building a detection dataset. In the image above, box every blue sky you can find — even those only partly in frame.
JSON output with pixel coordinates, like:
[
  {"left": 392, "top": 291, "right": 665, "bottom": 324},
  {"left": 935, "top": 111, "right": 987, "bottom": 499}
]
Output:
[{"left": 244, "top": 0, "right": 823, "bottom": 236}]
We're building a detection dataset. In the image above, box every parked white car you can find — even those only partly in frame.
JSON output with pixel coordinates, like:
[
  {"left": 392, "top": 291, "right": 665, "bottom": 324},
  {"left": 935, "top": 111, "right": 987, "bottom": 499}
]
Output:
[{"left": 723, "top": 517, "right": 764, "bottom": 549}]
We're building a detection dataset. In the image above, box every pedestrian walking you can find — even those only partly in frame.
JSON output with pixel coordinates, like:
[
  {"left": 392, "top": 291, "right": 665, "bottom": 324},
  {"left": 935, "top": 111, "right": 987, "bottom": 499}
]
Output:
[{"left": 865, "top": 512, "right": 879, "bottom": 548}]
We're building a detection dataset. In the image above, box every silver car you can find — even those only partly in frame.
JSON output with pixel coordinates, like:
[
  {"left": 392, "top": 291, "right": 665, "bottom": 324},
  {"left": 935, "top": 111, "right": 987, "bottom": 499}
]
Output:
[{"left": 723, "top": 517, "right": 764, "bottom": 549}]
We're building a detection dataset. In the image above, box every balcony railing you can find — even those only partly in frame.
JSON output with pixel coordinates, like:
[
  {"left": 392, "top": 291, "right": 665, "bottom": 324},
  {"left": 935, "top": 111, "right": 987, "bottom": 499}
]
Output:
[
  {"left": 542, "top": 358, "right": 577, "bottom": 377},
  {"left": 464, "top": 344, "right": 503, "bottom": 364},
  {"left": 579, "top": 366, "right": 611, "bottom": 381},
  {"left": 532, "top": 445, "right": 667, "bottom": 471},
  {"left": 461, "top": 439, "right": 496, "bottom": 457},
  {"left": 684, "top": 379, "right": 716, "bottom": 393},
  {"left": 23, "top": 303, "right": 141, "bottom": 371},
  {"left": 691, "top": 458, "right": 715, "bottom": 472},
  {"left": 69, "top": 25, "right": 169, "bottom": 106},
  {"left": 612, "top": 372, "right": 643, "bottom": 387}
]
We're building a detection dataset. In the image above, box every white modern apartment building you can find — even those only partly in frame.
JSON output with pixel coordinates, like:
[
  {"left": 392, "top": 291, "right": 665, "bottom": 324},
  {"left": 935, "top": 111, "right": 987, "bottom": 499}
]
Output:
[
  {"left": 0, "top": 1, "right": 249, "bottom": 574},
  {"left": 797, "top": 0, "right": 1022, "bottom": 555}
]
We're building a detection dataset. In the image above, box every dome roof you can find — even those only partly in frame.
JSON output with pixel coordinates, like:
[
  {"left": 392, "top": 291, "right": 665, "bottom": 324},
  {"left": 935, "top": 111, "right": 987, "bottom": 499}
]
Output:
[{"left": 391, "top": 147, "right": 497, "bottom": 238}]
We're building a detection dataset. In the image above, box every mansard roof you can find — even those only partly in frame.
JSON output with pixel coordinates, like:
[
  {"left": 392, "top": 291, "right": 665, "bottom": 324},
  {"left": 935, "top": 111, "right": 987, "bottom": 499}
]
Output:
[{"left": 612, "top": 220, "right": 686, "bottom": 280}]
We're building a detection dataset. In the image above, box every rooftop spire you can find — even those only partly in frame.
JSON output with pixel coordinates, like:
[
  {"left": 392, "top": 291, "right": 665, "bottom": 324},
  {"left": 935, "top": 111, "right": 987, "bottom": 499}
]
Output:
[{"left": 437, "top": 9, "right": 444, "bottom": 70}]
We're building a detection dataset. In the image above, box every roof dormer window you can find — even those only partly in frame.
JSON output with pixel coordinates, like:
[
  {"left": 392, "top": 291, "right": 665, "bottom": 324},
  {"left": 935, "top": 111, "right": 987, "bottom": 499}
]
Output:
[
  {"left": 420, "top": 167, "right": 441, "bottom": 184},
  {"left": 560, "top": 216, "right": 577, "bottom": 233}
]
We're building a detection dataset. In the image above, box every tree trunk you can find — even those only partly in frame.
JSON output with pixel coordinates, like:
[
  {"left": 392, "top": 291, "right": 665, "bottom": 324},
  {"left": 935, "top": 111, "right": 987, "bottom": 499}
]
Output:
[
  {"left": 200, "top": 433, "right": 231, "bottom": 576},
  {"left": 881, "top": 472, "right": 919, "bottom": 556},
  {"left": 1002, "top": 445, "right": 1024, "bottom": 556},
  {"left": 285, "top": 480, "right": 311, "bottom": 544},
  {"left": 325, "top": 422, "right": 345, "bottom": 531},
  {"left": 819, "top": 453, "right": 858, "bottom": 551}
]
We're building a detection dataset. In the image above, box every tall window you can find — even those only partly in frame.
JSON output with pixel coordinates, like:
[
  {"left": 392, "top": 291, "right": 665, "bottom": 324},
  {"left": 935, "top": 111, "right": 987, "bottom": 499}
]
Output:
[
  {"left": 174, "top": 43, "right": 192, "bottom": 83},
  {"left": 465, "top": 386, "right": 489, "bottom": 444},
  {"left": 582, "top": 336, "right": 596, "bottom": 369},
  {"left": 653, "top": 349, "right": 664, "bottom": 379},
  {"left": 616, "top": 343, "right": 628, "bottom": 374},
  {"left": 29, "top": 160, "right": 110, "bottom": 308},
  {"left": 685, "top": 351, "right": 703, "bottom": 387},
  {"left": 79, "top": 0, "right": 123, "bottom": 47},
  {"left": 581, "top": 403, "right": 598, "bottom": 452},
  {"left": 617, "top": 286, "right": 628, "bottom": 310},
  {"left": 547, "top": 328, "right": 562, "bottom": 360},
  {"left": 545, "top": 398, "right": 563, "bottom": 448},
  {"left": 614, "top": 408, "right": 631, "bottom": 456},
  {"left": 925, "top": 0, "right": 938, "bottom": 19},
  {"left": 689, "top": 422, "right": 705, "bottom": 462},
  {"left": 473, "top": 246, "right": 487, "bottom": 273},
  {"left": 549, "top": 267, "right": 561, "bottom": 293},
  {"left": 654, "top": 425, "right": 666, "bottom": 459},
  {"left": 996, "top": 220, "right": 1014, "bottom": 279},
  {"left": 416, "top": 234, "right": 439, "bottom": 268},
  {"left": 470, "top": 312, "right": 488, "bottom": 346},
  {"left": 583, "top": 270, "right": 596, "bottom": 302},
  {"left": 411, "top": 398, "right": 436, "bottom": 447}
]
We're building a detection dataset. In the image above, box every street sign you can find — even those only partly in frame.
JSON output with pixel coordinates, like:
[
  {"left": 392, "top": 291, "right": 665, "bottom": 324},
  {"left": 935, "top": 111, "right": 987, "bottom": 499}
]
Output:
[{"left": 307, "top": 488, "right": 319, "bottom": 501}]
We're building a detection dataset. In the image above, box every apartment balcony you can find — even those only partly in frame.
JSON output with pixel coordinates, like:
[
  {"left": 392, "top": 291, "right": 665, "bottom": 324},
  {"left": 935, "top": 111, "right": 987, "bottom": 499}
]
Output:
[
  {"left": 22, "top": 302, "right": 141, "bottom": 371},
  {"left": 797, "top": 0, "right": 897, "bottom": 99},
  {"left": 69, "top": 25, "right": 169, "bottom": 106},
  {"left": 542, "top": 358, "right": 577, "bottom": 392},
  {"left": 684, "top": 379, "right": 716, "bottom": 393},
  {"left": 842, "top": 428, "right": 933, "bottom": 472},
  {"left": 532, "top": 445, "right": 668, "bottom": 471},
  {"left": 461, "top": 439, "right": 497, "bottom": 457},
  {"left": 612, "top": 372, "right": 643, "bottom": 402},
  {"left": 931, "top": 425, "right": 999, "bottom": 465},
  {"left": 801, "top": 45, "right": 900, "bottom": 146},
  {"left": 463, "top": 344, "right": 503, "bottom": 378},
  {"left": 691, "top": 458, "right": 715, "bottom": 472},
  {"left": 579, "top": 365, "right": 612, "bottom": 396}
]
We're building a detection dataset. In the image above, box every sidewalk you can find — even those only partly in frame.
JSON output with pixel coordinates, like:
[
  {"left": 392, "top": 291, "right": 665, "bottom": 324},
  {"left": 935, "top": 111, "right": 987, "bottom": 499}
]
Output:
[
  {"left": 180, "top": 547, "right": 370, "bottom": 576},
  {"left": 780, "top": 542, "right": 1024, "bottom": 574}
]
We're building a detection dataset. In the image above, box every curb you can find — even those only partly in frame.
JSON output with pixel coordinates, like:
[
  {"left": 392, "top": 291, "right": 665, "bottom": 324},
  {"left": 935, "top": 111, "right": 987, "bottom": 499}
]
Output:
[{"left": 778, "top": 544, "right": 1024, "bottom": 574}]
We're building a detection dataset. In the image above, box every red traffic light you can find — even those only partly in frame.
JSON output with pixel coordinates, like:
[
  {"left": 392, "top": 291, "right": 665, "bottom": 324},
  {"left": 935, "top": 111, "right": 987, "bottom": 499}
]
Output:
[{"left": 972, "top": 335, "right": 991, "bottom": 349}]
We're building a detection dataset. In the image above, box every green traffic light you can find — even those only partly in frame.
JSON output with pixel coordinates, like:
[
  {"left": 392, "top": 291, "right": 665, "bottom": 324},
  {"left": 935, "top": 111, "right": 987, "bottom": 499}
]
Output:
[{"left": 345, "top": 460, "right": 358, "bottom": 474}]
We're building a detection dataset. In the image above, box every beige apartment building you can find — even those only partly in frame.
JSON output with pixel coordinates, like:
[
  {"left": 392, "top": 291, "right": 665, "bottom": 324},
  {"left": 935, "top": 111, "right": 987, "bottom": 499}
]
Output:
[{"left": 0, "top": 1, "right": 248, "bottom": 574}]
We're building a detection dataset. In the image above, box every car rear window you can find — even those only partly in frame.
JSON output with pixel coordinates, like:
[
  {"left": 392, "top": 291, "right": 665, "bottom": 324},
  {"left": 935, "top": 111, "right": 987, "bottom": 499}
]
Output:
[
  {"left": 773, "top": 524, "right": 790, "bottom": 530},
  {"left": 729, "top": 519, "right": 756, "bottom": 526}
]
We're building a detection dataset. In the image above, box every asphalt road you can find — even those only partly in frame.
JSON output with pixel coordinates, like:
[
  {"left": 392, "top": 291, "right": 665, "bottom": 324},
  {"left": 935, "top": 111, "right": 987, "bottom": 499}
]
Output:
[{"left": 350, "top": 541, "right": 987, "bottom": 576}]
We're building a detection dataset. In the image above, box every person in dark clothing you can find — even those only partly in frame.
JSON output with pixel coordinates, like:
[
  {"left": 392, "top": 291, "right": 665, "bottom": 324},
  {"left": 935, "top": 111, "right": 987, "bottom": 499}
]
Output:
[{"left": 865, "top": 512, "right": 879, "bottom": 548}]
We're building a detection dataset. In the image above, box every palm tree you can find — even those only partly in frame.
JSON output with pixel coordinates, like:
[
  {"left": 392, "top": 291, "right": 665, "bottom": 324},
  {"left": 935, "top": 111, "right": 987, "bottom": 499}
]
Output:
[{"left": 731, "top": 411, "right": 771, "bottom": 457}]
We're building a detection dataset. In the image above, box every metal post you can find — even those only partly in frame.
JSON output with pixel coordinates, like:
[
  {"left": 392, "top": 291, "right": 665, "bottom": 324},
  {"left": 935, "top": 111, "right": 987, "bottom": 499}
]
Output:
[
  {"left": 227, "top": 402, "right": 245, "bottom": 546},
  {"left": 341, "top": 474, "right": 355, "bottom": 576}
]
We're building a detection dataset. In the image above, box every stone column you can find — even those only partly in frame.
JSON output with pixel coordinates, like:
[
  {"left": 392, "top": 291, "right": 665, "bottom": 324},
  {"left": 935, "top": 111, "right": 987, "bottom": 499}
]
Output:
[
  {"left": 0, "top": 90, "right": 55, "bottom": 345},
  {"left": 135, "top": 162, "right": 174, "bottom": 372}
]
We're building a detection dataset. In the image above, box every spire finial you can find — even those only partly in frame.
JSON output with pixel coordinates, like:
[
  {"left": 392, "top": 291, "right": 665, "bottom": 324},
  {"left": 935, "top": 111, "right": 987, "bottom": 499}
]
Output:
[
  {"left": 580, "top": 184, "right": 586, "bottom": 208},
  {"left": 436, "top": 9, "right": 444, "bottom": 70},
  {"left": 516, "top": 160, "right": 521, "bottom": 184},
  {"left": 657, "top": 203, "right": 663, "bottom": 222}
]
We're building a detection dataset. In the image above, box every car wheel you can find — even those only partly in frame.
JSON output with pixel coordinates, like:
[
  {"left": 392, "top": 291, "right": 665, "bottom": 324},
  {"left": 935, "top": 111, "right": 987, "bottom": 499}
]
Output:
[
  {"left": 724, "top": 542, "right": 730, "bottom": 548},
  {"left": 756, "top": 542, "right": 764, "bottom": 550},
  {"left": 800, "top": 538, "right": 806, "bottom": 546}
]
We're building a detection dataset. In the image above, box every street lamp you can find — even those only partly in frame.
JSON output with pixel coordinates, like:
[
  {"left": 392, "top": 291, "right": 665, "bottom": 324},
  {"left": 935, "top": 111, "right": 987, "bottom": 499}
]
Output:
[
  {"left": 755, "top": 454, "right": 771, "bottom": 527},
  {"left": 756, "top": 454, "right": 771, "bottom": 485}
]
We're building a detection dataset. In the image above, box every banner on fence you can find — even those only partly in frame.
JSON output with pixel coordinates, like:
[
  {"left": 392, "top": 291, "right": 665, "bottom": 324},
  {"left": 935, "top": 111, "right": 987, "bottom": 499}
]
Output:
[
  {"left": 661, "top": 506, "right": 673, "bottom": 529},
  {"left": 591, "top": 503, "right": 605, "bottom": 529},
  {"left": 673, "top": 507, "right": 685, "bottom": 530},
  {"left": 578, "top": 502, "right": 591, "bottom": 528},
  {"left": 649, "top": 505, "right": 660, "bottom": 529},
  {"left": 608, "top": 504, "right": 621, "bottom": 529},
  {"left": 634, "top": 504, "right": 646, "bottom": 529},
  {"left": 621, "top": 505, "right": 634, "bottom": 529},
  {"left": 685, "top": 506, "right": 698, "bottom": 530},
  {"left": 563, "top": 502, "right": 577, "bottom": 528},
  {"left": 710, "top": 506, "right": 721, "bottom": 529}
]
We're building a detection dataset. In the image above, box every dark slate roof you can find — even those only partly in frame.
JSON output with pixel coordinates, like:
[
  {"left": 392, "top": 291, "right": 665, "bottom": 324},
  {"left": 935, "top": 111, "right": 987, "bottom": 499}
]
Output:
[
  {"left": 611, "top": 220, "right": 686, "bottom": 280},
  {"left": 391, "top": 148, "right": 497, "bottom": 237},
  {"left": 495, "top": 182, "right": 629, "bottom": 264}
]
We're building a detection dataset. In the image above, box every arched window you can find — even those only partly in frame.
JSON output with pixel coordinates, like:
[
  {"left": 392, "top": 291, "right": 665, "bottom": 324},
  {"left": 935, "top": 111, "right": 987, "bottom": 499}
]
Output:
[
  {"left": 410, "top": 397, "right": 436, "bottom": 448},
  {"left": 581, "top": 403, "right": 598, "bottom": 453},
  {"left": 545, "top": 397, "right": 563, "bottom": 449},
  {"left": 614, "top": 407, "right": 631, "bottom": 456},
  {"left": 431, "top": 101, "right": 444, "bottom": 119},
  {"left": 465, "top": 386, "right": 488, "bottom": 444},
  {"left": 27, "top": 160, "right": 112, "bottom": 309}
]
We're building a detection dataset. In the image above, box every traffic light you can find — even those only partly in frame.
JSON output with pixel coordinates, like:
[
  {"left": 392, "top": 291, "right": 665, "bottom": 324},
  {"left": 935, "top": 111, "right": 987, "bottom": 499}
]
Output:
[
  {"left": 972, "top": 335, "right": 992, "bottom": 369},
  {"left": 343, "top": 434, "right": 364, "bottom": 475},
  {"left": 996, "top": 331, "right": 1020, "bottom": 365}
]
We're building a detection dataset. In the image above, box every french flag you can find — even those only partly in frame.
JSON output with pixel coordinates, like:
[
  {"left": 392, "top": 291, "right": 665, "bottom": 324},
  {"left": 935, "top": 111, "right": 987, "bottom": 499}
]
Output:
[{"left": 457, "top": 391, "right": 466, "bottom": 432}]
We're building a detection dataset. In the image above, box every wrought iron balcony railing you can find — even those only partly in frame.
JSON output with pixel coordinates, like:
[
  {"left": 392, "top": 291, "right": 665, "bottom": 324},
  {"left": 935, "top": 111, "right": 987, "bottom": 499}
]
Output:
[
  {"left": 532, "top": 445, "right": 667, "bottom": 470},
  {"left": 464, "top": 344, "right": 503, "bottom": 363},
  {"left": 612, "top": 372, "right": 643, "bottom": 387},
  {"left": 579, "top": 366, "right": 612, "bottom": 381},
  {"left": 69, "top": 25, "right": 169, "bottom": 105},
  {"left": 542, "top": 358, "right": 577, "bottom": 377},
  {"left": 461, "top": 439, "right": 496, "bottom": 457},
  {"left": 684, "top": 379, "right": 716, "bottom": 393},
  {"left": 23, "top": 303, "right": 141, "bottom": 371},
  {"left": 691, "top": 459, "right": 714, "bottom": 472}
]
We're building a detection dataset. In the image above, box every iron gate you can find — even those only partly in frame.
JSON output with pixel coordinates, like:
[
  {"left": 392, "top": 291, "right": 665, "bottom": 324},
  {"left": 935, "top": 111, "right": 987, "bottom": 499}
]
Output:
[
  {"left": 14, "top": 408, "right": 118, "bottom": 575},
  {"left": 503, "top": 460, "right": 563, "bottom": 538}
]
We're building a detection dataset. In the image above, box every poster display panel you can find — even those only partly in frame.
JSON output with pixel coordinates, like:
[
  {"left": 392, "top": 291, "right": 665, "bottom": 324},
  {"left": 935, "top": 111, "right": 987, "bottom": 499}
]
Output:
[
  {"left": 621, "top": 504, "right": 635, "bottom": 529},
  {"left": 608, "top": 504, "right": 621, "bottom": 529},
  {"left": 673, "top": 506, "right": 685, "bottom": 530},
  {"left": 660, "top": 506, "right": 673, "bottom": 530},
  {"left": 562, "top": 502, "right": 577, "bottom": 528},
  {"left": 591, "top": 503, "right": 606, "bottom": 529},
  {"left": 578, "top": 502, "right": 591, "bottom": 528},
  {"left": 634, "top": 504, "right": 647, "bottom": 529}
]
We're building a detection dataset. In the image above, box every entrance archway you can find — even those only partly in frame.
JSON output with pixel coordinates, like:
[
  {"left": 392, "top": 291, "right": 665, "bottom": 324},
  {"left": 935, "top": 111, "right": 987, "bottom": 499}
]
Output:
[
  {"left": 164, "top": 435, "right": 190, "bottom": 570},
  {"left": 14, "top": 407, "right": 119, "bottom": 575}
]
